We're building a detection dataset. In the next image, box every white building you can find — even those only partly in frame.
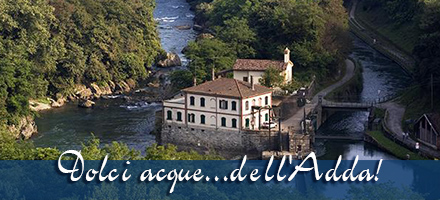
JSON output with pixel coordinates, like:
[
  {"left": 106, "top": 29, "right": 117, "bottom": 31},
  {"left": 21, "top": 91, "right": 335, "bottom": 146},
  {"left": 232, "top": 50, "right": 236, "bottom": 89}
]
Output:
[
  {"left": 233, "top": 48, "right": 294, "bottom": 85},
  {"left": 163, "top": 78, "right": 273, "bottom": 132}
]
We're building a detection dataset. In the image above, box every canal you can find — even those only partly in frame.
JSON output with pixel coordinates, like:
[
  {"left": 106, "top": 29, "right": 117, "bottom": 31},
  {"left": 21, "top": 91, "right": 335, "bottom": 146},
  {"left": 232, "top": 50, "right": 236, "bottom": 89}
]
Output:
[
  {"left": 317, "top": 35, "right": 412, "bottom": 160},
  {"left": 33, "top": 0, "right": 411, "bottom": 160}
]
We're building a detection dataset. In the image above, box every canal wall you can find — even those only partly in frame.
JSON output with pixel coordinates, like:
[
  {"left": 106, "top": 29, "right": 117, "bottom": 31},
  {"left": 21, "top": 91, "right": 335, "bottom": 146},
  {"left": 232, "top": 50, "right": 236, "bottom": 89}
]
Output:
[{"left": 161, "top": 124, "right": 280, "bottom": 158}]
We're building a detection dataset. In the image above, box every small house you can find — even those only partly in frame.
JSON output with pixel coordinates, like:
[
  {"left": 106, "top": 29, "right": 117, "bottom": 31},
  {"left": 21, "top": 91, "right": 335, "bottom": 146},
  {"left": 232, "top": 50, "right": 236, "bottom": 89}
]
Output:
[
  {"left": 414, "top": 113, "right": 440, "bottom": 149},
  {"left": 232, "top": 48, "right": 294, "bottom": 85}
]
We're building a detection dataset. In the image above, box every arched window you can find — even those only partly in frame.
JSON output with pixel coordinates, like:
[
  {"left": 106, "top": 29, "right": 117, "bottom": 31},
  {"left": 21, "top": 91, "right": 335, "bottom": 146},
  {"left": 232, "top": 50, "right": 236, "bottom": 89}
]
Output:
[
  {"left": 265, "top": 113, "right": 269, "bottom": 121},
  {"left": 219, "top": 100, "right": 228, "bottom": 109},
  {"left": 190, "top": 96, "right": 195, "bottom": 106},
  {"left": 245, "top": 101, "right": 249, "bottom": 110},
  {"left": 221, "top": 117, "right": 227, "bottom": 127},
  {"left": 188, "top": 113, "right": 195, "bottom": 123},
  {"left": 177, "top": 112, "right": 182, "bottom": 121},
  {"left": 231, "top": 101, "right": 237, "bottom": 111},
  {"left": 252, "top": 99, "right": 256, "bottom": 106},
  {"left": 265, "top": 96, "right": 269, "bottom": 105},
  {"left": 245, "top": 118, "right": 250, "bottom": 128},
  {"left": 200, "top": 115, "right": 206, "bottom": 124},
  {"left": 167, "top": 110, "right": 172, "bottom": 120},
  {"left": 232, "top": 119, "right": 237, "bottom": 128},
  {"left": 259, "top": 98, "right": 262, "bottom": 106},
  {"left": 200, "top": 97, "right": 205, "bottom": 107}
]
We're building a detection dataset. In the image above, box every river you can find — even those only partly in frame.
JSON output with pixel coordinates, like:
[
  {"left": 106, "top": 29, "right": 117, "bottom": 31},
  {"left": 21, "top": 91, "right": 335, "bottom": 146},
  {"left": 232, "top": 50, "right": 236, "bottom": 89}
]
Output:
[
  {"left": 33, "top": 0, "right": 410, "bottom": 160},
  {"left": 32, "top": 0, "right": 196, "bottom": 152}
]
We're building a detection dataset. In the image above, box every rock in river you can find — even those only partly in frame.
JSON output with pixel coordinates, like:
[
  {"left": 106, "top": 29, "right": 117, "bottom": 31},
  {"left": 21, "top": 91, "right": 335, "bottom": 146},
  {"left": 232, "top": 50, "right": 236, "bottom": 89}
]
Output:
[
  {"left": 78, "top": 99, "right": 95, "bottom": 108},
  {"left": 157, "top": 52, "right": 182, "bottom": 67},
  {"left": 175, "top": 25, "right": 191, "bottom": 30}
]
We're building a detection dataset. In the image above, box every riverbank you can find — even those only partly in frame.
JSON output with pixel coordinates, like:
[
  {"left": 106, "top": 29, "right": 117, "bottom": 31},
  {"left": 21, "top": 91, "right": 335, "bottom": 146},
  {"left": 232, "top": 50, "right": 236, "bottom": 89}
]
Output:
[{"left": 365, "top": 131, "right": 425, "bottom": 160}]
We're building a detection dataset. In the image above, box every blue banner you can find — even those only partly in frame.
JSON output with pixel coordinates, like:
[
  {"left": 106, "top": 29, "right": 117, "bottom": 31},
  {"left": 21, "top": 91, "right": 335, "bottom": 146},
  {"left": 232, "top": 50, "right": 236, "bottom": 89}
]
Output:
[{"left": 0, "top": 155, "right": 439, "bottom": 199}]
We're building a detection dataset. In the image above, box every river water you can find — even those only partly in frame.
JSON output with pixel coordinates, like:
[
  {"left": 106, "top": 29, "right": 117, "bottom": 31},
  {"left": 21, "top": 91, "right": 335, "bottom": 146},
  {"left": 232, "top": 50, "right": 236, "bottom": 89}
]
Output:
[
  {"left": 33, "top": 0, "right": 410, "bottom": 160},
  {"left": 32, "top": 0, "right": 196, "bottom": 152}
]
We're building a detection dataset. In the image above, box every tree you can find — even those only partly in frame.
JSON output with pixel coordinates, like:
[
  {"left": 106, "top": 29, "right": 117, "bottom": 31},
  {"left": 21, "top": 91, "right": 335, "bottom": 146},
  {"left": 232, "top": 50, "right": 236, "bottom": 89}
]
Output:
[
  {"left": 215, "top": 17, "right": 257, "bottom": 58},
  {"left": 259, "top": 67, "right": 284, "bottom": 88},
  {"left": 170, "top": 70, "right": 194, "bottom": 91},
  {"left": 414, "top": 1, "right": 440, "bottom": 94},
  {"left": 185, "top": 38, "right": 235, "bottom": 82}
]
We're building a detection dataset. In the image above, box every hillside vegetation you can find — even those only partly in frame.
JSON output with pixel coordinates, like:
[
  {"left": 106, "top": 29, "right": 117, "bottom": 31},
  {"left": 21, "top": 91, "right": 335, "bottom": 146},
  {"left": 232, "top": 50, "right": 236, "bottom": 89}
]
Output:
[
  {"left": 0, "top": 0, "right": 163, "bottom": 126},
  {"left": 356, "top": 0, "right": 440, "bottom": 117},
  {"left": 180, "top": 0, "right": 352, "bottom": 86}
]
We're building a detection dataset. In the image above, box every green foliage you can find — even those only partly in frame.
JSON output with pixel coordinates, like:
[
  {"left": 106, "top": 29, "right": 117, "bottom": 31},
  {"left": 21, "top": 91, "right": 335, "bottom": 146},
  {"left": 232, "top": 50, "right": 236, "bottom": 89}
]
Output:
[
  {"left": 215, "top": 17, "right": 257, "bottom": 58},
  {"left": 414, "top": 1, "right": 440, "bottom": 96},
  {"left": 145, "top": 144, "right": 223, "bottom": 160},
  {"left": 170, "top": 70, "right": 195, "bottom": 91},
  {"left": 0, "top": 0, "right": 162, "bottom": 126},
  {"left": 185, "top": 38, "right": 236, "bottom": 82},
  {"left": 259, "top": 67, "right": 284, "bottom": 87},
  {"left": 0, "top": 128, "right": 222, "bottom": 160},
  {"left": 362, "top": 0, "right": 420, "bottom": 25},
  {"left": 367, "top": 131, "right": 426, "bottom": 160},
  {"left": 188, "top": 0, "right": 350, "bottom": 82}
]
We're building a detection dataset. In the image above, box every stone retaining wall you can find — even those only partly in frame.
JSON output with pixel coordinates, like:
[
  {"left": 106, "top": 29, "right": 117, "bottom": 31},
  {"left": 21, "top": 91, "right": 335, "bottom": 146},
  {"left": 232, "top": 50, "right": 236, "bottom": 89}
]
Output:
[{"left": 161, "top": 124, "right": 280, "bottom": 156}]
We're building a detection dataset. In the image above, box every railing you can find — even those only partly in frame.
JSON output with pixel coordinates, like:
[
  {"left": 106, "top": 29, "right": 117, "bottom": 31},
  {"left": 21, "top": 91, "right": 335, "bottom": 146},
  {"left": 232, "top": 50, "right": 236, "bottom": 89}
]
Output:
[{"left": 321, "top": 94, "right": 396, "bottom": 108}]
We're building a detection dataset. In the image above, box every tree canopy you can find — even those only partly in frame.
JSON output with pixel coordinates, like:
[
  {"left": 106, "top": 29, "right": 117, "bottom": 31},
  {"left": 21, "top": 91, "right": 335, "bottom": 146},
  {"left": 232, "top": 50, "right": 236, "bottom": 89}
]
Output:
[
  {"left": 259, "top": 67, "right": 284, "bottom": 88},
  {"left": 0, "top": 0, "right": 162, "bottom": 126},
  {"left": 184, "top": 0, "right": 351, "bottom": 84}
]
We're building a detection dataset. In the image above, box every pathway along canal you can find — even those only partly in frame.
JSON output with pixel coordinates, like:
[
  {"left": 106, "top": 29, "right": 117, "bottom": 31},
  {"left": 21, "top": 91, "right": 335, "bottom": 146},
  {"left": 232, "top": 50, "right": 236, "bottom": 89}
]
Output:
[{"left": 33, "top": 0, "right": 411, "bottom": 160}]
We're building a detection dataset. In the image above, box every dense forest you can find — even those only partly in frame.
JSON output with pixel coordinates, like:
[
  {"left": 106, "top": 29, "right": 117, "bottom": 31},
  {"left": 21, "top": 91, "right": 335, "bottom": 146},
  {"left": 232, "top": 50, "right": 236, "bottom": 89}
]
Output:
[
  {"left": 172, "top": 0, "right": 351, "bottom": 87},
  {"left": 0, "top": 0, "right": 163, "bottom": 126}
]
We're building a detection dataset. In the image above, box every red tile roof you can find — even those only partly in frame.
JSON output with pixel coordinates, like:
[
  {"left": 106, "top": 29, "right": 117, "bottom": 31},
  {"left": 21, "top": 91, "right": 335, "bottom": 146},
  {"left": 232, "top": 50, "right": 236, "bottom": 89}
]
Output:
[
  {"left": 232, "top": 59, "right": 290, "bottom": 71},
  {"left": 182, "top": 78, "right": 272, "bottom": 98}
]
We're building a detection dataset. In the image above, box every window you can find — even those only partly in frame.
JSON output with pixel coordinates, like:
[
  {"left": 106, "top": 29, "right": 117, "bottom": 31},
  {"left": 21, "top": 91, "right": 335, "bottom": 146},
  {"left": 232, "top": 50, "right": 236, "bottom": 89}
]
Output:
[
  {"left": 188, "top": 113, "right": 195, "bottom": 123},
  {"left": 265, "top": 113, "right": 269, "bottom": 122},
  {"left": 265, "top": 96, "right": 269, "bottom": 105},
  {"left": 200, "top": 97, "right": 205, "bottom": 107},
  {"left": 221, "top": 117, "right": 227, "bottom": 127},
  {"left": 245, "top": 101, "right": 249, "bottom": 110},
  {"left": 167, "top": 110, "right": 172, "bottom": 120},
  {"left": 190, "top": 96, "right": 195, "bottom": 106},
  {"left": 245, "top": 118, "right": 250, "bottom": 128},
  {"left": 177, "top": 112, "right": 182, "bottom": 121},
  {"left": 232, "top": 101, "right": 237, "bottom": 111},
  {"left": 232, "top": 119, "right": 237, "bottom": 128},
  {"left": 219, "top": 100, "right": 228, "bottom": 109},
  {"left": 201, "top": 115, "right": 206, "bottom": 124},
  {"left": 252, "top": 99, "right": 256, "bottom": 106},
  {"left": 259, "top": 98, "right": 262, "bottom": 106},
  {"left": 243, "top": 77, "right": 248, "bottom": 82}
]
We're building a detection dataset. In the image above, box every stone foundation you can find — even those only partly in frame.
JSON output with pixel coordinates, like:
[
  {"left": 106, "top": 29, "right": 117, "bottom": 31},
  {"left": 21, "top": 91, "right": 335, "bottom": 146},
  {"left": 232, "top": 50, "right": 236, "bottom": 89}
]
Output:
[{"left": 161, "top": 124, "right": 281, "bottom": 158}]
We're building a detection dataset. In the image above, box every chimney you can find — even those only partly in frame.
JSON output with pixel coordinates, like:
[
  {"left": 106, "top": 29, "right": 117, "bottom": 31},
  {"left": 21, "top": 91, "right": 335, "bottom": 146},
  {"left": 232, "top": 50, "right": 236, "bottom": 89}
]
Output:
[
  {"left": 193, "top": 77, "right": 197, "bottom": 86},
  {"left": 250, "top": 75, "right": 255, "bottom": 90},
  {"left": 211, "top": 67, "right": 215, "bottom": 81},
  {"left": 284, "top": 47, "right": 290, "bottom": 63}
]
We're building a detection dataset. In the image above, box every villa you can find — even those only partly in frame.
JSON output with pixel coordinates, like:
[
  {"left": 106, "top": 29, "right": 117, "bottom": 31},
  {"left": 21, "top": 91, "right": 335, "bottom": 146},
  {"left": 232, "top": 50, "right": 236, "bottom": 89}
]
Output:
[{"left": 163, "top": 77, "right": 273, "bottom": 132}]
